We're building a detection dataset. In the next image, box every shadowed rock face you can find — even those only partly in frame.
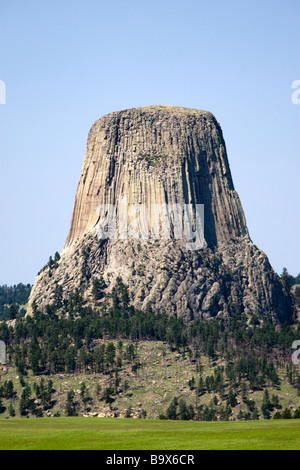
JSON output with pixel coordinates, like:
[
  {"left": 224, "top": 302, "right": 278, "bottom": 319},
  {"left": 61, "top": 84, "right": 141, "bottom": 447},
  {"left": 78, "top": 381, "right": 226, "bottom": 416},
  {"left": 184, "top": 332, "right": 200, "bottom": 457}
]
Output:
[{"left": 27, "top": 106, "right": 293, "bottom": 322}]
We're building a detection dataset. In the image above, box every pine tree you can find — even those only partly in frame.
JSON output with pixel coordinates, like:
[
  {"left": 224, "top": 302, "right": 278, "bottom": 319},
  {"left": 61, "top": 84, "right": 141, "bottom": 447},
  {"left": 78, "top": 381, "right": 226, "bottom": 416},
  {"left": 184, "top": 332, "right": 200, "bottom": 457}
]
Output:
[
  {"left": 92, "top": 276, "right": 106, "bottom": 301},
  {"left": 280, "top": 268, "right": 294, "bottom": 291},
  {"left": 166, "top": 397, "right": 178, "bottom": 420},
  {"left": 19, "top": 386, "right": 31, "bottom": 416},
  {"left": 0, "top": 397, "right": 5, "bottom": 414},
  {"left": 65, "top": 390, "right": 78, "bottom": 417},
  {"left": 8, "top": 403, "right": 15, "bottom": 417},
  {"left": 281, "top": 407, "right": 292, "bottom": 419},
  {"left": 197, "top": 376, "right": 205, "bottom": 396},
  {"left": 9, "top": 304, "right": 18, "bottom": 320},
  {"left": 226, "top": 388, "right": 237, "bottom": 407}
]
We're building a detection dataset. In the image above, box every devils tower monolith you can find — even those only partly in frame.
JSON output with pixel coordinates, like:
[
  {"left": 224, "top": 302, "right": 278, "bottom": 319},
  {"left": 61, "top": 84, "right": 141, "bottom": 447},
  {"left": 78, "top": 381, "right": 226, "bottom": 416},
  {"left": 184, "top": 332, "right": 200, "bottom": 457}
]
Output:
[{"left": 27, "top": 105, "right": 292, "bottom": 322}]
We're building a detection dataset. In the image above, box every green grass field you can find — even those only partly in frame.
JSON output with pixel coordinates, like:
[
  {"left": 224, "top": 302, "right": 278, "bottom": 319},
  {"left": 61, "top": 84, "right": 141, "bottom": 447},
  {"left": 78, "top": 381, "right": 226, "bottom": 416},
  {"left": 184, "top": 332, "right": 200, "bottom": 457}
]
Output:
[{"left": 0, "top": 418, "right": 299, "bottom": 450}]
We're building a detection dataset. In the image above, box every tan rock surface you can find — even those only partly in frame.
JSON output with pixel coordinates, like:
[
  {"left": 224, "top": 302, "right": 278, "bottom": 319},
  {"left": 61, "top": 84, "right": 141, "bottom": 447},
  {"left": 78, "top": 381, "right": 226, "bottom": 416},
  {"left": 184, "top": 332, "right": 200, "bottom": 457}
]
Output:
[{"left": 27, "top": 105, "right": 293, "bottom": 322}]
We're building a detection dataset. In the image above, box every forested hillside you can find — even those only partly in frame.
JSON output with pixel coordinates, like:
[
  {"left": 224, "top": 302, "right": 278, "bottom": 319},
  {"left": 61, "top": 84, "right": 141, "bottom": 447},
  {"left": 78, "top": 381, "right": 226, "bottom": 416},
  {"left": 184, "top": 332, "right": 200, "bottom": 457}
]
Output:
[
  {"left": 0, "top": 283, "right": 32, "bottom": 320},
  {"left": 0, "top": 274, "right": 300, "bottom": 420}
]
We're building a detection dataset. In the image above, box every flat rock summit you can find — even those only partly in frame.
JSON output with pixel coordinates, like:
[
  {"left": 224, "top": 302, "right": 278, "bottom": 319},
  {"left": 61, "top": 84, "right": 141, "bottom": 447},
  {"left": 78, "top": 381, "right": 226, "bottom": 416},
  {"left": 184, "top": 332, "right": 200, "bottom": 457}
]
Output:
[{"left": 28, "top": 105, "right": 292, "bottom": 322}]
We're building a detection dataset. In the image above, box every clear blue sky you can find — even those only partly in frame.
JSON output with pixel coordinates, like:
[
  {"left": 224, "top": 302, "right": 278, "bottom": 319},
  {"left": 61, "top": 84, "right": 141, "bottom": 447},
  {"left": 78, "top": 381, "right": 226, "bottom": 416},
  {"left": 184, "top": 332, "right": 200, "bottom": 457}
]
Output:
[{"left": 0, "top": 0, "right": 299, "bottom": 286}]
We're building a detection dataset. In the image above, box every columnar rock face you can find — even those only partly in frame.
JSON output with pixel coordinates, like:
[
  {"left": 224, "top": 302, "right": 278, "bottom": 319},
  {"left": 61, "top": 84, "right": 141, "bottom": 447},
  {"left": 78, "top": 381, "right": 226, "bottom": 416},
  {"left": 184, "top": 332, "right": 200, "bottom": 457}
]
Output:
[{"left": 27, "top": 106, "right": 292, "bottom": 322}]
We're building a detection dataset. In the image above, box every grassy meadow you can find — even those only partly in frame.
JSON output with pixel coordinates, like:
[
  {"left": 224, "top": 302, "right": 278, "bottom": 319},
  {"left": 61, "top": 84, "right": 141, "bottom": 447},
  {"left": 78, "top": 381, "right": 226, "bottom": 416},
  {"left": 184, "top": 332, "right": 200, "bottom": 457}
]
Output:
[{"left": 0, "top": 417, "right": 299, "bottom": 450}]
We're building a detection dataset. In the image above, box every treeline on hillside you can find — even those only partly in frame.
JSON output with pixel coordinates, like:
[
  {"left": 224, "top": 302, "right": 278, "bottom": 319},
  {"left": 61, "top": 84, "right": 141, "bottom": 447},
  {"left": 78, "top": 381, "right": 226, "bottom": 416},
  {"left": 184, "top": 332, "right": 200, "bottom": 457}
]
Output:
[
  {"left": 0, "top": 283, "right": 32, "bottom": 321},
  {"left": 280, "top": 268, "right": 300, "bottom": 290},
  {"left": 1, "top": 276, "right": 300, "bottom": 420},
  {"left": 280, "top": 268, "right": 300, "bottom": 309},
  {"left": 0, "top": 276, "right": 300, "bottom": 377},
  {"left": 0, "top": 346, "right": 142, "bottom": 418},
  {"left": 158, "top": 350, "right": 300, "bottom": 422},
  {"left": 161, "top": 391, "right": 300, "bottom": 422}
]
